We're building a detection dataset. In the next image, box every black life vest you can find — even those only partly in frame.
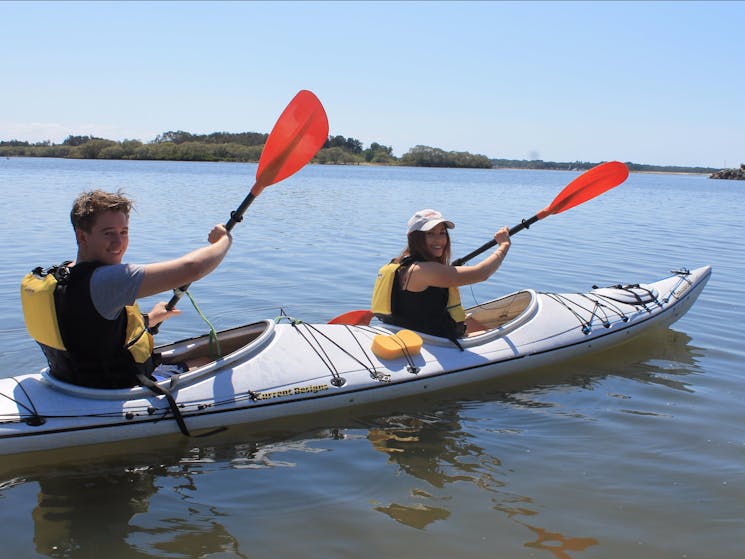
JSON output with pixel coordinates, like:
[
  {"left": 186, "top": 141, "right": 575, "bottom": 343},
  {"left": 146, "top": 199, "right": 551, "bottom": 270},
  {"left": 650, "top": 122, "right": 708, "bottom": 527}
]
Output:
[
  {"left": 371, "top": 256, "right": 466, "bottom": 340},
  {"left": 21, "top": 261, "right": 155, "bottom": 388}
]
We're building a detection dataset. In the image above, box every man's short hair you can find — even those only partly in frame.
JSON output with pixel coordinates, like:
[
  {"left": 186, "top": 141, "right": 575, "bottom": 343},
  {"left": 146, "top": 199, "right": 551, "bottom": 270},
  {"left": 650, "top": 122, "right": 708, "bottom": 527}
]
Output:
[{"left": 70, "top": 189, "right": 133, "bottom": 233}]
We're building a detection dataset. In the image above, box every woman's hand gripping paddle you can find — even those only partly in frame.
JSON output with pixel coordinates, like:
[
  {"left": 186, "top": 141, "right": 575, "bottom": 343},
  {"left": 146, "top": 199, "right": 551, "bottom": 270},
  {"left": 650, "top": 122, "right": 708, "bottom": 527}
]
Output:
[
  {"left": 151, "top": 90, "right": 329, "bottom": 334},
  {"left": 328, "top": 161, "right": 629, "bottom": 325},
  {"left": 451, "top": 161, "right": 629, "bottom": 265}
]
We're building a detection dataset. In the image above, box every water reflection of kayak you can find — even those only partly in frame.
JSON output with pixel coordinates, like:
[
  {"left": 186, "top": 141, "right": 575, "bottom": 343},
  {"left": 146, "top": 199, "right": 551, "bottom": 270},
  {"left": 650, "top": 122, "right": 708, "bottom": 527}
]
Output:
[{"left": 0, "top": 266, "right": 711, "bottom": 456}]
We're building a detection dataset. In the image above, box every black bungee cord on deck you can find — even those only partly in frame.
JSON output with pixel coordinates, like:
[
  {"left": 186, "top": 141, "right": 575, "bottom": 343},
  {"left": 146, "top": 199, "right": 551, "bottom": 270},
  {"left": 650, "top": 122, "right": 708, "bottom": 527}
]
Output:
[
  {"left": 277, "top": 310, "right": 402, "bottom": 385},
  {"left": 2, "top": 378, "right": 46, "bottom": 426}
]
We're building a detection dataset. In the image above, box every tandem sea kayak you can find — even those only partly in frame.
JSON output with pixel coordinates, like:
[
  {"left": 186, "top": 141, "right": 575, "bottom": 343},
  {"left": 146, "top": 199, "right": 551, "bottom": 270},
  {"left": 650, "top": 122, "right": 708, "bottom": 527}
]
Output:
[{"left": 0, "top": 266, "right": 711, "bottom": 456}]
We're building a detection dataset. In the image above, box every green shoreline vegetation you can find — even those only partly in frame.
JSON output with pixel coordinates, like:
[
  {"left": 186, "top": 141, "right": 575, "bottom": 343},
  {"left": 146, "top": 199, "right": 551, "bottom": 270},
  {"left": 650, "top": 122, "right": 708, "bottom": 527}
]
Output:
[{"left": 0, "top": 130, "right": 725, "bottom": 175}]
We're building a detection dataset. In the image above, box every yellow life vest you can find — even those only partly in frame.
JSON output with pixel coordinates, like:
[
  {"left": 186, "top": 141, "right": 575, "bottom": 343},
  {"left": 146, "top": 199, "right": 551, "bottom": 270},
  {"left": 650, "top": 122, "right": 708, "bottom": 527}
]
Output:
[
  {"left": 123, "top": 304, "right": 155, "bottom": 365},
  {"left": 20, "top": 265, "right": 153, "bottom": 365},
  {"left": 371, "top": 261, "right": 466, "bottom": 323},
  {"left": 21, "top": 268, "right": 66, "bottom": 350}
]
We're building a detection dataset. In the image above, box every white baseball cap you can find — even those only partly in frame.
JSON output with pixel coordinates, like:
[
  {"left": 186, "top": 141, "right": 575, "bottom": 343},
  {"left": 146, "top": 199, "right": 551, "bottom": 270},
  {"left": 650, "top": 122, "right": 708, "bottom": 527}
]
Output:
[{"left": 407, "top": 209, "right": 455, "bottom": 234}]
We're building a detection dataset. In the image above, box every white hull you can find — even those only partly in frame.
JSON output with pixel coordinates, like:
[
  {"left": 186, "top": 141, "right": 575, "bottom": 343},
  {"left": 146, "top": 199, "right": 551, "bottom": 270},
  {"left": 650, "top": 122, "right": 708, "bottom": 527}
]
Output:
[{"left": 0, "top": 266, "right": 711, "bottom": 455}]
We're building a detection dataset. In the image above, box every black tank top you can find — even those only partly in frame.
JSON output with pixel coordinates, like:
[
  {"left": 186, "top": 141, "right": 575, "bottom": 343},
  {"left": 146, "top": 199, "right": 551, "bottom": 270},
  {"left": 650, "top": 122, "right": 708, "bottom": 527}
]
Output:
[{"left": 389, "top": 258, "right": 461, "bottom": 340}]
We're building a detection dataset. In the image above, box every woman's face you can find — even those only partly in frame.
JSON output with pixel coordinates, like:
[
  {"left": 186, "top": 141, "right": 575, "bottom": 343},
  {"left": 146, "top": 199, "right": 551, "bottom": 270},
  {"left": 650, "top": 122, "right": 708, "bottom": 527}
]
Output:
[{"left": 424, "top": 223, "right": 449, "bottom": 260}]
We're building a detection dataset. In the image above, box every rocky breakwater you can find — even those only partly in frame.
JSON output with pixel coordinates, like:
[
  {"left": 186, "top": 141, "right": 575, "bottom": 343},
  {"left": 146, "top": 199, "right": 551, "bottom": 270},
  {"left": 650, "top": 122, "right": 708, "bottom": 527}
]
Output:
[{"left": 710, "top": 164, "right": 745, "bottom": 180}]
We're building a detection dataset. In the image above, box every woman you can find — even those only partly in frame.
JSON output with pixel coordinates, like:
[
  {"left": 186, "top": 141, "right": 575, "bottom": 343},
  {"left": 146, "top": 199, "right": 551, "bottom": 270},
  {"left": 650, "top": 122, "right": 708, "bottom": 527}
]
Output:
[{"left": 372, "top": 209, "right": 510, "bottom": 341}]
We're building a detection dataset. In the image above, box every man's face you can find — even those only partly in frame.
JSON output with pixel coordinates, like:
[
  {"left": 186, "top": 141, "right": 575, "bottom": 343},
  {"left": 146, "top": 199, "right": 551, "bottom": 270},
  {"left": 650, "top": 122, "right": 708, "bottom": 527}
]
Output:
[{"left": 76, "top": 210, "right": 129, "bottom": 265}]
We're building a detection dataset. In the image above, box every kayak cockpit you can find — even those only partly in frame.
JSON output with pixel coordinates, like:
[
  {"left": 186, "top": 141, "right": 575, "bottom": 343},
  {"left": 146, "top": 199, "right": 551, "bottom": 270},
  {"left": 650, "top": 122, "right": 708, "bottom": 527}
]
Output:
[
  {"left": 40, "top": 320, "right": 275, "bottom": 400},
  {"left": 403, "top": 290, "right": 538, "bottom": 347},
  {"left": 466, "top": 290, "right": 536, "bottom": 332},
  {"left": 459, "top": 289, "right": 538, "bottom": 346},
  {"left": 158, "top": 320, "right": 273, "bottom": 372}
]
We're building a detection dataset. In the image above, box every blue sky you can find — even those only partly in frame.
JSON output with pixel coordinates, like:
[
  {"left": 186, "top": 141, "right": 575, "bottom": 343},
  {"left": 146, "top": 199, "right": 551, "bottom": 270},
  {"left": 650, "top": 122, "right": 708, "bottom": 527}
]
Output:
[{"left": 2, "top": 1, "right": 743, "bottom": 168}]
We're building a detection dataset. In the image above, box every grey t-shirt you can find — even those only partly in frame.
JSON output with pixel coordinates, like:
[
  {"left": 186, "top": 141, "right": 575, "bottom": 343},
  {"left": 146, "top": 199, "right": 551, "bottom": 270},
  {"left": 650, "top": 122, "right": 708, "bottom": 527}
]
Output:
[{"left": 89, "top": 263, "right": 145, "bottom": 320}]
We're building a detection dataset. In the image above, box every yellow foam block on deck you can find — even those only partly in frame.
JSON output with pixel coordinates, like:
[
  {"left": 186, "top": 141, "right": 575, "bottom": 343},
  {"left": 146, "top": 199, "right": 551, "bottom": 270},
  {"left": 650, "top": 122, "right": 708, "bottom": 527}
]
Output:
[
  {"left": 371, "top": 329, "right": 423, "bottom": 360},
  {"left": 395, "top": 330, "right": 423, "bottom": 352}
]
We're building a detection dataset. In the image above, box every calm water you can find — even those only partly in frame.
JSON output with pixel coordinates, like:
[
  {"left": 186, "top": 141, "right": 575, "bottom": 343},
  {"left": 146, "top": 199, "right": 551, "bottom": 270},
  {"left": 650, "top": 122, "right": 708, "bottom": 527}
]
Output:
[{"left": 1, "top": 157, "right": 743, "bottom": 558}]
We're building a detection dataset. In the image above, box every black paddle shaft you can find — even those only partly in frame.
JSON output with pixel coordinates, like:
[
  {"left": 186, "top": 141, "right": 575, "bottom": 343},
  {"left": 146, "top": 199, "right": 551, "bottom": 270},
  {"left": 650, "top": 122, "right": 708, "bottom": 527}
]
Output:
[
  {"left": 451, "top": 214, "right": 540, "bottom": 266},
  {"left": 148, "top": 192, "right": 257, "bottom": 335}
]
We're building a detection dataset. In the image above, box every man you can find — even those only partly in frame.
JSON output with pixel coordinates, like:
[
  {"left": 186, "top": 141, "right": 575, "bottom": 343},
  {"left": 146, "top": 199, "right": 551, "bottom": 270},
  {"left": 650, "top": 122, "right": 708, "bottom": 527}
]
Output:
[{"left": 21, "top": 189, "right": 232, "bottom": 388}]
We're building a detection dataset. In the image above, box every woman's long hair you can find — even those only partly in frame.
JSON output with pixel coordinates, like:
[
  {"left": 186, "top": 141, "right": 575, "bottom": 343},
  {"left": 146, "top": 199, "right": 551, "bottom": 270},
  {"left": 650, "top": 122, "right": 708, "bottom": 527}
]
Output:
[{"left": 395, "top": 229, "right": 451, "bottom": 265}]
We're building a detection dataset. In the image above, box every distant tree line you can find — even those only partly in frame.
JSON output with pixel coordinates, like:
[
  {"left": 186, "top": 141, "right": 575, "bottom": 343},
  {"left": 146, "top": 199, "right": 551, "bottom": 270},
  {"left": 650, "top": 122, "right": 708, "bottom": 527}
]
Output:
[
  {"left": 491, "top": 158, "right": 596, "bottom": 171},
  {"left": 0, "top": 134, "right": 266, "bottom": 162},
  {"left": 0, "top": 132, "right": 473, "bottom": 167},
  {"left": 491, "top": 158, "right": 719, "bottom": 174},
  {"left": 401, "top": 145, "right": 492, "bottom": 168},
  {"left": 624, "top": 162, "right": 721, "bottom": 174},
  {"left": 0, "top": 134, "right": 721, "bottom": 173}
]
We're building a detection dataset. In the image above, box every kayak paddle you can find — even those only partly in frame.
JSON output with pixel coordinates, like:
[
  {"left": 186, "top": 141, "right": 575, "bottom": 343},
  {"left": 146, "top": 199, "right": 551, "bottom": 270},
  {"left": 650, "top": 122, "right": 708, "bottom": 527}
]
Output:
[
  {"left": 151, "top": 90, "right": 329, "bottom": 334},
  {"left": 328, "top": 309, "right": 374, "bottom": 325},
  {"left": 328, "top": 160, "right": 629, "bottom": 325},
  {"left": 451, "top": 160, "right": 629, "bottom": 265}
]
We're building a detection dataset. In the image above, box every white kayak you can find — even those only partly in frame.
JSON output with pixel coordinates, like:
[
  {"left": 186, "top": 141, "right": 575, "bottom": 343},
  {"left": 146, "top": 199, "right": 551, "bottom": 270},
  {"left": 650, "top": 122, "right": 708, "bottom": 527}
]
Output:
[{"left": 0, "top": 265, "right": 711, "bottom": 456}]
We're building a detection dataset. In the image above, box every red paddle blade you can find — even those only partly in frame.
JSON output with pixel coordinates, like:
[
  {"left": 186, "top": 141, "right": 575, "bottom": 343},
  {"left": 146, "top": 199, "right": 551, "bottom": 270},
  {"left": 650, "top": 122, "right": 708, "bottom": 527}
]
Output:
[
  {"left": 540, "top": 161, "right": 629, "bottom": 218},
  {"left": 328, "top": 310, "right": 374, "bottom": 325},
  {"left": 251, "top": 90, "right": 329, "bottom": 196}
]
